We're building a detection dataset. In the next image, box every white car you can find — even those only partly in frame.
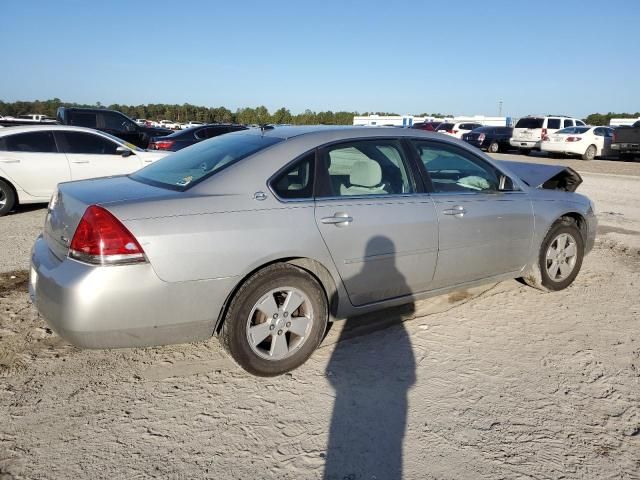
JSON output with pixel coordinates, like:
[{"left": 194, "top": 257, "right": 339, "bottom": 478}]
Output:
[
  {"left": 158, "top": 120, "right": 180, "bottom": 130},
  {"left": 436, "top": 122, "right": 483, "bottom": 139},
  {"left": 0, "top": 125, "right": 169, "bottom": 216},
  {"left": 541, "top": 126, "right": 614, "bottom": 160},
  {"left": 510, "top": 116, "right": 586, "bottom": 154},
  {"left": 181, "top": 121, "right": 206, "bottom": 130}
]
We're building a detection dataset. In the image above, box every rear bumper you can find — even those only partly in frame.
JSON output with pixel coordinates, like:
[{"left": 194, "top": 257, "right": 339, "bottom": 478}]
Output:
[
  {"left": 611, "top": 143, "right": 640, "bottom": 151},
  {"left": 540, "top": 142, "right": 581, "bottom": 155},
  {"left": 510, "top": 139, "right": 540, "bottom": 150},
  {"left": 30, "top": 235, "right": 238, "bottom": 349}
]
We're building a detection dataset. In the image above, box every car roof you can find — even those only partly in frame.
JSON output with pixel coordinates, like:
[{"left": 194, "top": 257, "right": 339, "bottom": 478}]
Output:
[
  {"left": 237, "top": 125, "right": 446, "bottom": 141},
  {"left": 0, "top": 124, "right": 108, "bottom": 136}
]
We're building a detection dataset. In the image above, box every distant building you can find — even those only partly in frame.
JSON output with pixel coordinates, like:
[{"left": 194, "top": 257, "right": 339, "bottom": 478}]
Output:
[
  {"left": 610, "top": 118, "right": 640, "bottom": 127},
  {"left": 352, "top": 114, "right": 510, "bottom": 127}
]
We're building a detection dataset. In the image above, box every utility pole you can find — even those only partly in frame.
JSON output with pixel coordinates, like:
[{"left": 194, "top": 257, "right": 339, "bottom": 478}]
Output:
[{"left": 498, "top": 100, "right": 503, "bottom": 117}]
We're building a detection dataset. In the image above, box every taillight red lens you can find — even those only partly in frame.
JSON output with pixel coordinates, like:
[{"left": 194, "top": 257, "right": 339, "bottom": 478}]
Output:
[
  {"left": 542, "top": 135, "right": 550, "bottom": 141},
  {"left": 478, "top": 133, "right": 486, "bottom": 142},
  {"left": 150, "top": 140, "right": 175, "bottom": 151},
  {"left": 69, "top": 205, "right": 146, "bottom": 264},
  {"left": 566, "top": 136, "right": 582, "bottom": 142}
]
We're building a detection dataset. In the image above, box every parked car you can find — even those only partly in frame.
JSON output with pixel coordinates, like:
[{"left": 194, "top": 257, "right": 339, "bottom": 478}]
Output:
[
  {"left": 462, "top": 126, "right": 513, "bottom": 153},
  {"left": 611, "top": 120, "right": 640, "bottom": 161},
  {"left": 510, "top": 116, "right": 586, "bottom": 155},
  {"left": 30, "top": 126, "right": 596, "bottom": 376},
  {"left": 181, "top": 121, "right": 206, "bottom": 130},
  {"left": 411, "top": 122, "right": 441, "bottom": 131},
  {"left": 541, "top": 126, "right": 614, "bottom": 160},
  {"left": 157, "top": 120, "right": 181, "bottom": 130},
  {"left": 149, "top": 124, "right": 248, "bottom": 151},
  {"left": 57, "top": 107, "right": 172, "bottom": 149},
  {"left": 437, "top": 122, "right": 483, "bottom": 139},
  {"left": 0, "top": 125, "right": 168, "bottom": 216},
  {"left": 135, "top": 119, "right": 150, "bottom": 127}
]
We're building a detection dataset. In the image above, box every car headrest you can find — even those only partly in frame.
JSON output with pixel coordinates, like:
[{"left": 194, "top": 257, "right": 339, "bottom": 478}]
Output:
[{"left": 350, "top": 160, "right": 382, "bottom": 187}]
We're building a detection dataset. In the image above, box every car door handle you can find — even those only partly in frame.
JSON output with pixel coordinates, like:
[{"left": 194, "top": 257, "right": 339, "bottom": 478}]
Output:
[
  {"left": 321, "top": 212, "right": 353, "bottom": 226},
  {"left": 0, "top": 159, "right": 20, "bottom": 164},
  {"left": 71, "top": 160, "right": 90, "bottom": 164},
  {"left": 443, "top": 206, "right": 467, "bottom": 217}
]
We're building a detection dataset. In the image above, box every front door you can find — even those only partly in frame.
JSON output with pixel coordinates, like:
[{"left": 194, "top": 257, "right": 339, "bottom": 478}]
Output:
[
  {"left": 314, "top": 139, "right": 439, "bottom": 306},
  {"left": 57, "top": 131, "right": 142, "bottom": 181},
  {"left": 0, "top": 130, "right": 70, "bottom": 199},
  {"left": 410, "top": 139, "right": 534, "bottom": 288}
]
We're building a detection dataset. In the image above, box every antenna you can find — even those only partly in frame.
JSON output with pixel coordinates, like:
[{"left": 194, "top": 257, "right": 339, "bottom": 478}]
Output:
[{"left": 498, "top": 100, "right": 503, "bottom": 117}]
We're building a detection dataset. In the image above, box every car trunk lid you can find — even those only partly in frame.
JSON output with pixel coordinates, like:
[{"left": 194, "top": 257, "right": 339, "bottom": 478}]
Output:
[{"left": 44, "top": 175, "right": 180, "bottom": 260}]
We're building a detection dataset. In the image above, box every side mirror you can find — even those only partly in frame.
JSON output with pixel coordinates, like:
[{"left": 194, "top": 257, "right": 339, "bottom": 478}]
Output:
[
  {"left": 116, "top": 146, "right": 132, "bottom": 157},
  {"left": 498, "top": 175, "right": 515, "bottom": 191}
]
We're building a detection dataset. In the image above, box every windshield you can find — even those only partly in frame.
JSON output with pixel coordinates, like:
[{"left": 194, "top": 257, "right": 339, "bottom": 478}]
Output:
[
  {"left": 515, "top": 118, "right": 544, "bottom": 129},
  {"left": 555, "top": 127, "right": 590, "bottom": 135},
  {"left": 131, "top": 133, "right": 283, "bottom": 190}
]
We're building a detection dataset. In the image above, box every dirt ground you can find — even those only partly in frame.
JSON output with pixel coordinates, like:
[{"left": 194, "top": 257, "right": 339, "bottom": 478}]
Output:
[{"left": 1, "top": 154, "right": 639, "bottom": 479}]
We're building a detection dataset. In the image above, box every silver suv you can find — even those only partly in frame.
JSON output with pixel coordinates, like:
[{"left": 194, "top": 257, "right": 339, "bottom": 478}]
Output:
[{"left": 510, "top": 116, "right": 586, "bottom": 154}]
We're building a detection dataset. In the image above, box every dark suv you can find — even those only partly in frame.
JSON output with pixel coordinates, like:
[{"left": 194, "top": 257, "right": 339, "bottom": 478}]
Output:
[{"left": 56, "top": 107, "right": 172, "bottom": 148}]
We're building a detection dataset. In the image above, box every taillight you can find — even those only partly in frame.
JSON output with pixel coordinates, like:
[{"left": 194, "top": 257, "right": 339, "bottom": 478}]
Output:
[
  {"left": 150, "top": 140, "right": 175, "bottom": 151},
  {"left": 542, "top": 135, "right": 550, "bottom": 141},
  {"left": 452, "top": 130, "right": 458, "bottom": 134},
  {"left": 566, "top": 136, "right": 582, "bottom": 142},
  {"left": 69, "top": 205, "right": 146, "bottom": 265},
  {"left": 541, "top": 128, "right": 547, "bottom": 138},
  {"left": 612, "top": 132, "right": 617, "bottom": 143},
  {"left": 478, "top": 133, "right": 486, "bottom": 142}
]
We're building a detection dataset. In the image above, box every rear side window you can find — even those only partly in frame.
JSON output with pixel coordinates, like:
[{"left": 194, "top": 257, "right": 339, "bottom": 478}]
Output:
[
  {"left": 69, "top": 112, "right": 97, "bottom": 129},
  {"left": 61, "top": 132, "right": 119, "bottom": 154},
  {"left": 515, "top": 118, "right": 543, "bottom": 129},
  {"left": 546, "top": 119, "right": 561, "bottom": 129},
  {"left": 317, "top": 140, "right": 415, "bottom": 197},
  {"left": 131, "top": 133, "right": 283, "bottom": 190},
  {"left": 1, "top": 131, "right": 58, "bottom": 152},
  {"left": 271, "top": 153, "right": 315, "bottom": 199}
]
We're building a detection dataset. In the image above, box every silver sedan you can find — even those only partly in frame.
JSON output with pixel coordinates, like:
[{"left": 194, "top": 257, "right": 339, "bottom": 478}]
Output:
[{"left": 30, "top": 126, "right": 597, "bottom": 376}]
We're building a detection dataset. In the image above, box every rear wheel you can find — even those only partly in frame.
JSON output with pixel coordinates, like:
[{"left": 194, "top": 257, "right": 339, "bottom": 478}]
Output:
[
  {"left": 488, "top": 141, "right": 500, "bottom": 153},
  {"left": 0, "top": 179, "right": 16, "bottom": 217},
  {"left": 582, "top": 144, "right": 597, "bottom": 161},
  {"left": 220, "top": 263, "right": 328, "bottom": 376}
]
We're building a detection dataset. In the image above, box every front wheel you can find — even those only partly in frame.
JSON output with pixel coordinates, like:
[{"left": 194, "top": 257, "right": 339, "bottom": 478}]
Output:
[
  {"left": 582, "top": 144, "right": 597, "bottom": 161},
  {"left": 488, "top": 141, "right": 500, "bottom": 153},
  {"left": 0, "top": 179, "right": 16, "bottom": 217},
  {"left": 220, "top": 263, "right": 328, "bottom": 376}
]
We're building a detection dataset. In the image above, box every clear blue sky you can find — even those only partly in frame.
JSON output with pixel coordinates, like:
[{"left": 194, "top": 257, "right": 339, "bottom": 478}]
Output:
[{"left": 3, "top": 0, "right": 639, "bottom": 118}]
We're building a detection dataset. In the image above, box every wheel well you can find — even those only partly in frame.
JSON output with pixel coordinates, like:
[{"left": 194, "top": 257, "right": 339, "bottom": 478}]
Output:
[
  {"left": 559, "top": 212, "right": 587, "bottom": 241},
  {"left": 213, "top": 257, "right": 338, "bottom": 335},
  {"left": 0, "top": 176, "right": 19, "bottom": 206}
]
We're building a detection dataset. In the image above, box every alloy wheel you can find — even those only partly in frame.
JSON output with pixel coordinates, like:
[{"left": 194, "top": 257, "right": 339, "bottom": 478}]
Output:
[
  {"left": 545, "top": 233, "right": 578, "bottom": 282},
  {"left": 246, "top": 287, "right": 314, "bottom": 361}
]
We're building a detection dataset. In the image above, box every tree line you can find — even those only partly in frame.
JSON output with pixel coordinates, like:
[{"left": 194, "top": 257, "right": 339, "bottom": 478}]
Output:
[{"left": 583, "top": 112, "right": 640, "bottom": 126}]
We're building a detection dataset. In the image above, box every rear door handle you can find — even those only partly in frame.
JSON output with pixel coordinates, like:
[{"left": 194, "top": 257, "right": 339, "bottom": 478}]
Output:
[
  {"left": 0, "top": 159, "right": 20, "bottom": 164},
  {"left": 443, "top": 205, "right": 467, "bottom": 217},
  {"left": 71, "top": 160, "right": 90, "bottom": 164},
  {"left": 321, "top": 212, "right": 353, "bottom": 227}
]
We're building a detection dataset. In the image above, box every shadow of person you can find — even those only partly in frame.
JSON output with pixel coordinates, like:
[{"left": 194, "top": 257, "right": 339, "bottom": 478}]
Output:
[{"left": 324, "top": 236, "right": 416, "bottom": 480}]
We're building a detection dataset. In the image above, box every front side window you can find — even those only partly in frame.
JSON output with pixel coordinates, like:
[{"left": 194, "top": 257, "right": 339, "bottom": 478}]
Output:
[
  {"left": 412, "top": 141, "right": 503, "bottom": 193},
  {"left": 62, "top": 132, "right": 119, "bottom": 154},
  {"left": 1, "top": 131, "right": 58, "bottom": 153},
  {"left": 131, "top": 133, "right": 282, "bottom": 190},
  {"left": 317, "top": 140, "right": 415, "bottom": 197},
  {"left": 271, "top": 153, "right": 314, "bottom": 200},
  {"left": 576, "top": 120, "right": 586, "bottom": 126},
  {"left": 102, "top": 112, "right": 136, "bottom": 132},
  {"left": 563, "top": 119, "right": 574, "bottom": 128}
]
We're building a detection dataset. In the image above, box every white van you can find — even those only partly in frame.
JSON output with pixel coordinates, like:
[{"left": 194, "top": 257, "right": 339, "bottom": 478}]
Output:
[{"left": 510, "top": 116, "right": 586, "bottom": 154}]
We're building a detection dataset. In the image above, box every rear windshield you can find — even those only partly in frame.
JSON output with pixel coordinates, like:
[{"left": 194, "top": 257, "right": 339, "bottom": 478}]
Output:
[
  {"left": 515, "top": 118, "right": 544, "bottom": 129},
  {"left": 555, "top": 127, "right": 590, "bottom": 135},
  {"left": 131, "top": 133, "right": 282, "bottom": 190}
]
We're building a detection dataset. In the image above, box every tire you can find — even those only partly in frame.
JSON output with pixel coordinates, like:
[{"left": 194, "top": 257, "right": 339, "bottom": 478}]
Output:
[
  {"left": 220, "top": 263, "right": 328, "bottom": 376},
  {"left": 488, "top": 142, "right": 500, "bottom": 153},
  {"left": 520, "top": 149, "right": 531, "bottom": 156},
  {"left": 582, "top": 144, "right": 597, "bottom": 161},
  {"left": 0, "top": 179, "right": 16, "bottom": 217},
  {"left": 524, "top": 217, "right": 584, "bottom": 292}
]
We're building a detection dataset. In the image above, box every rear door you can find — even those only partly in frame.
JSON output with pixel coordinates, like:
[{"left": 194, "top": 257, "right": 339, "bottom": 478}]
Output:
[
  {"left": 313, "top": 139, "right": 439, "bottom": 306},
  {"left": 58, "top": 131, "right": 143, "bottom": 180},
  {"left": 410, "top": 139, "right": 534, "bottom": 288},
  {"left": 0, "top": 130, "right": 70, "bottom": 198}
]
